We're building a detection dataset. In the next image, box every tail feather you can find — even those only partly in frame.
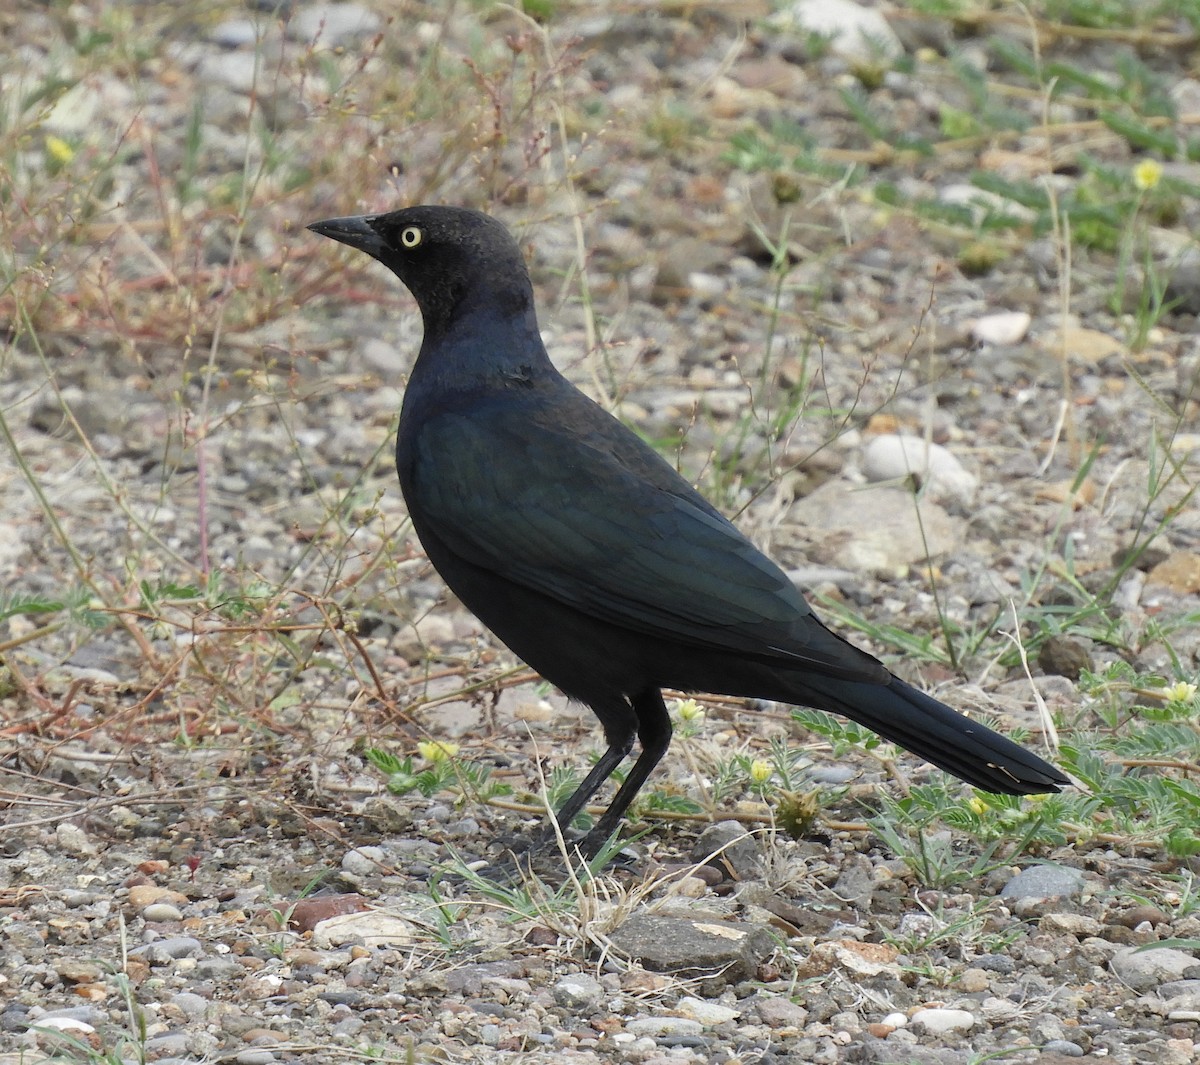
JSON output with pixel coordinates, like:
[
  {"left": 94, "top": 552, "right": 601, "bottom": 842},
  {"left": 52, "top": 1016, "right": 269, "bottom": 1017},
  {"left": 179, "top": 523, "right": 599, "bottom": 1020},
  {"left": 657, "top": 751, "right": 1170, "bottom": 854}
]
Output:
[{"left": 799, "top": 675, "right": 1068, "bottom": 795}]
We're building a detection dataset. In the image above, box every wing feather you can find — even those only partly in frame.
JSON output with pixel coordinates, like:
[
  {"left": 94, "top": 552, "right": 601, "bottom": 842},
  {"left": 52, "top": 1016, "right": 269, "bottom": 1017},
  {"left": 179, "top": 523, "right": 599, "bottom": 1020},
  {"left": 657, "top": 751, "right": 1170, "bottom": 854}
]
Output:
[{"left": 402, "top": 394, "right": 885, "bottom": 682}]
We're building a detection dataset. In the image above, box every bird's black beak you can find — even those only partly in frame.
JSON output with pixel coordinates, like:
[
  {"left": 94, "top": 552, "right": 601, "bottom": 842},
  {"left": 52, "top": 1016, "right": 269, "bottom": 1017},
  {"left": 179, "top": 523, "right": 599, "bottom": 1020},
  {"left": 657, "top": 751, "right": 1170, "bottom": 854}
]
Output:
[{"left": 307, "top": 215, "right": 385, "bottom": 259}]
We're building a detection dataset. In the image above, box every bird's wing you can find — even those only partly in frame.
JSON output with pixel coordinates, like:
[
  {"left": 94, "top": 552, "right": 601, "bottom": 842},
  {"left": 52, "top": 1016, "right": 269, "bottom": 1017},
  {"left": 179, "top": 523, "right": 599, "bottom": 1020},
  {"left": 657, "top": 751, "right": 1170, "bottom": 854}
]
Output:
[{"left": 404, "top": 399, "right": 886, "bottom": 681}]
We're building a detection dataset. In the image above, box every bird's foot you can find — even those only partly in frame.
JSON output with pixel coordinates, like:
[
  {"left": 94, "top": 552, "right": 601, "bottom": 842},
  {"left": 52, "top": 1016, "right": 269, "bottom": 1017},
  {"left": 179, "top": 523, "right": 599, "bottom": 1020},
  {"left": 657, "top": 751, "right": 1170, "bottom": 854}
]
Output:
[{"left": 462, "top": 823, "right": 638, "bottom": 886}]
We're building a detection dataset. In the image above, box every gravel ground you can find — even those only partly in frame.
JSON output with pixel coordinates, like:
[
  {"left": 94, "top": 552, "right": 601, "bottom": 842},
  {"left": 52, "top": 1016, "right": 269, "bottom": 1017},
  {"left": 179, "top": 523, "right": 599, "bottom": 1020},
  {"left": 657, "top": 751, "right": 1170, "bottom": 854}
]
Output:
[{"left": 3, "top": 2, "right": 1200, "bottom": 1063}]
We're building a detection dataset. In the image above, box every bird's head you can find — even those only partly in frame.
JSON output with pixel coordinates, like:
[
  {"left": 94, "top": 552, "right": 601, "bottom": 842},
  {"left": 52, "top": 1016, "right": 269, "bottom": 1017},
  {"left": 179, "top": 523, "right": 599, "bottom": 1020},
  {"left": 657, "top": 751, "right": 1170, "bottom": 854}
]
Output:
[{"left": 308, "top": 206, "right": 534, "bottom": 336}]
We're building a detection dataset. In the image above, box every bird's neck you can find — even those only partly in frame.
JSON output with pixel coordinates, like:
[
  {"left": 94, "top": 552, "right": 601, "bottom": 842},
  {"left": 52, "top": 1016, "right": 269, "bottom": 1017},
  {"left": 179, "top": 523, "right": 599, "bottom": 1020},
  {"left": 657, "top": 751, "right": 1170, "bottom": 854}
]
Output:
[{"left": 412, "top": 298, "right": 555, "bottom": 392}]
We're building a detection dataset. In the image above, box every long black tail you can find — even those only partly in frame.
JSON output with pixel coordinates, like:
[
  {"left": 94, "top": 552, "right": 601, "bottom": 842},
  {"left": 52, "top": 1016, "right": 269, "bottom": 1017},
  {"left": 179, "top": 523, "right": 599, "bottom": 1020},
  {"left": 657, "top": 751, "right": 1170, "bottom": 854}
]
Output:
[{"left": 797, "top": 675, "right": 1068, "bottom": 795}]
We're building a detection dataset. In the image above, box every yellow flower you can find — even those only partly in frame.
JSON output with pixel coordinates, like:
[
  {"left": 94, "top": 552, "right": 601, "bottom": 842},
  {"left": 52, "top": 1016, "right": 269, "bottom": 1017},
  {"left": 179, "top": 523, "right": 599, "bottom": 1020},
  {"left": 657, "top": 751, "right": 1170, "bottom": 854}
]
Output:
[
  {"left": 45, "top": 135, "right": 75, "bottom": 166},
  {"left": 749, "top": 759, "right": 773, "bottom": 784},
  {"left": 418, "top": 740, "right": 459, "bottom": 763},
  {"left": 673, "top": 698, "right": 705, "bottom": 723},
  {"left": 1132, "top": 158, "right": 1163, "bottom": 192},
  {"left": 1165, "top": 681, "right": 1198, "bottom": 704},
  {"left": 967, "top": 796, "right": 990, "bottom": 816}
]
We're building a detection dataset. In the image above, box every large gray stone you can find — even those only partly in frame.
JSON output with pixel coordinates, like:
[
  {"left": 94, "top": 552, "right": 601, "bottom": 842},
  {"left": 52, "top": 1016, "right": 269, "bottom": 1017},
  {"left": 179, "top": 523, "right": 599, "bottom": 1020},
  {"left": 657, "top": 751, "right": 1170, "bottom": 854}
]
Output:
[
  {"left": 610, "top": 913, "right": 776, "bottom": 984},
  {"left": 1111, "top": 946, "right": 1199, "bottom": 992},
  {"left": 999, "top": 864, "right": 1085, "bottom": 902}
]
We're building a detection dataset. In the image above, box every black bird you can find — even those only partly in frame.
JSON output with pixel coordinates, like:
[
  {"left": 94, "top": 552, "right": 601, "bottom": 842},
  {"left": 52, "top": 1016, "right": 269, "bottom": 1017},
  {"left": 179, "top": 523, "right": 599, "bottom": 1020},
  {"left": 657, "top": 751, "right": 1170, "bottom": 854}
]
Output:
[{"left": 308, "top": 206, "right": 1068, "bottom": 855}]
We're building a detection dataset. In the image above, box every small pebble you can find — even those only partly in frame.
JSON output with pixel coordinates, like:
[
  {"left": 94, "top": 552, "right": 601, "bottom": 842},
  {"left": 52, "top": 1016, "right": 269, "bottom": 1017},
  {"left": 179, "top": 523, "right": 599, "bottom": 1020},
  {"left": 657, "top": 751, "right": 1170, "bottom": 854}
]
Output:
[
  {"left": 1117, "top": 905, "right": 1169, "bottom": 928},
  {"left": 1040, "top": 913, "right": 1102, "bottom": 936},
  {"left": 144, "top": 1032, "right": 190, "bottom": 1057},
  {"left": 758, "top": 998, "right": 808, "bottom": 1028},
  {"left": 862, "top": 433, "right": 978, "bottom": 504},
  {"left": 971, "top": 310, "right": 1032, "bottom": 345},
  {"left": 128, "top": 884, "right": 180, "bottom": 908},
  {"left": 171, "top": 992, "right": 209, "bottom": 1021},
  {"left": 974, "top": 954, "right": 1017, "bottom": 974},
  {"left": 911, "top": 1008, "right": 975, "bottom": 1034},
  {"left": 54, "top": 823, "right": 96, "bottom": 858},
  {"left": 1041, "top": 1040, "right": 1086, "bottom": 1056},
  {"left": 1000, "top": 864, "right": 1085, "bottom": 901},
  {"left": 553, "top": 974, "right": 604, "bottom": 1010},
  {"left": 480, "top": 1024, "right": 502, "bottom": 1045},
  {"left": 193, "top": 956, "right": 244, "bottom": 980},
  {"left": 958, "top": 968, "right": 990, "bottom": 993},
  {"left": 677, "top": 997, "right": 738, "bottom": 1025},
  {"left": 625, "top": 1017, "right": 704, "bottom": 1038},
  {"left": 130, "top": 937, "right": 204, "bottom": 963},
  {"left": 210, "top": 18, "right": 261, "bottom": 47},
  {"left": 142, "top": 902, "right": 184, "bottom": 922},
  {"left": 341, "top": 847, "right": 384, "bottom": 876},
  {"left": 31, "top": 1007, "right": 104, "bottom": 1026}
]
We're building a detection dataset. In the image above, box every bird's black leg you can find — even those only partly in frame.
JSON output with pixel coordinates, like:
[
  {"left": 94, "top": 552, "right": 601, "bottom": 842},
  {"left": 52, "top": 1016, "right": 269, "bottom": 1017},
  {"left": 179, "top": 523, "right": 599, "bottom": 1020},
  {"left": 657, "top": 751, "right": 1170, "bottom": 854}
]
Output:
[
  {"left": 488, "top": 712, "right": 634, "bottom": 875},
  {"left": 547, "top": 704, "right": 636, "bottom": 842},
  {"left": 580, "top": 688, "right": 672, "bottom": 856}
]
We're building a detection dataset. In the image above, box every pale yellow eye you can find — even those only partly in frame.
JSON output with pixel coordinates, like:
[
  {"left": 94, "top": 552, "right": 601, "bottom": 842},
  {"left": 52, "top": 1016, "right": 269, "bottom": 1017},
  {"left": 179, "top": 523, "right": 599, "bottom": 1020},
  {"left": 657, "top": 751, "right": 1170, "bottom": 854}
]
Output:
[{"left": 400, "top": 226, "right": 422, "bottom": 248}]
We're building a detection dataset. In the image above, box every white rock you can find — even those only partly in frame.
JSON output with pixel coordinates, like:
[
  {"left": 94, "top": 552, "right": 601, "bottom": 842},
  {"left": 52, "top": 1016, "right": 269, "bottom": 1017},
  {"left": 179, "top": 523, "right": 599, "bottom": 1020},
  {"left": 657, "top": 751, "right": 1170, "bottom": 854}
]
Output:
[
  {"left": 312, "top": 911, "right": 415, "bottom": 949},
  {"left": 197, "top": 51, "right": 260, "bottom": 94},
  {"left": 688, "top": 272, "right": 726, "bottom": 300},
  {"left": 55, "top": 822, "right": 96, "bottom": 858},
  {"left": 1169, "top": 432, "right": 1200, "bottom": 457},
  {"left": 290, "top": 3, "right": 383, "bottom": 44},
  {"left": 142, "top": 902, "right": 184, "bottom": 922},
  {"left": 34, "top": 1016, "right": 96, "bottom": 1034},
  {"left": 911, "top": 1007, "right": 975, "bottom": 1034},
  {"left": 971, "top": 310, "right": 1032, "bottom": 346},
  {"left": 882, "top": 1012, "right": 908, "bottom": 1028},
  {"left": 678, "top": 997, "right": 739, "bottom": 1025},
  {"left": 861, "top": 433, "right": 979, "bottom": 505},
  {"left": 210, "top": 18, "right": 261, "bottom": 47},
  {"left": 772, "top": 0, "right": 902, "bottom": 62}
]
